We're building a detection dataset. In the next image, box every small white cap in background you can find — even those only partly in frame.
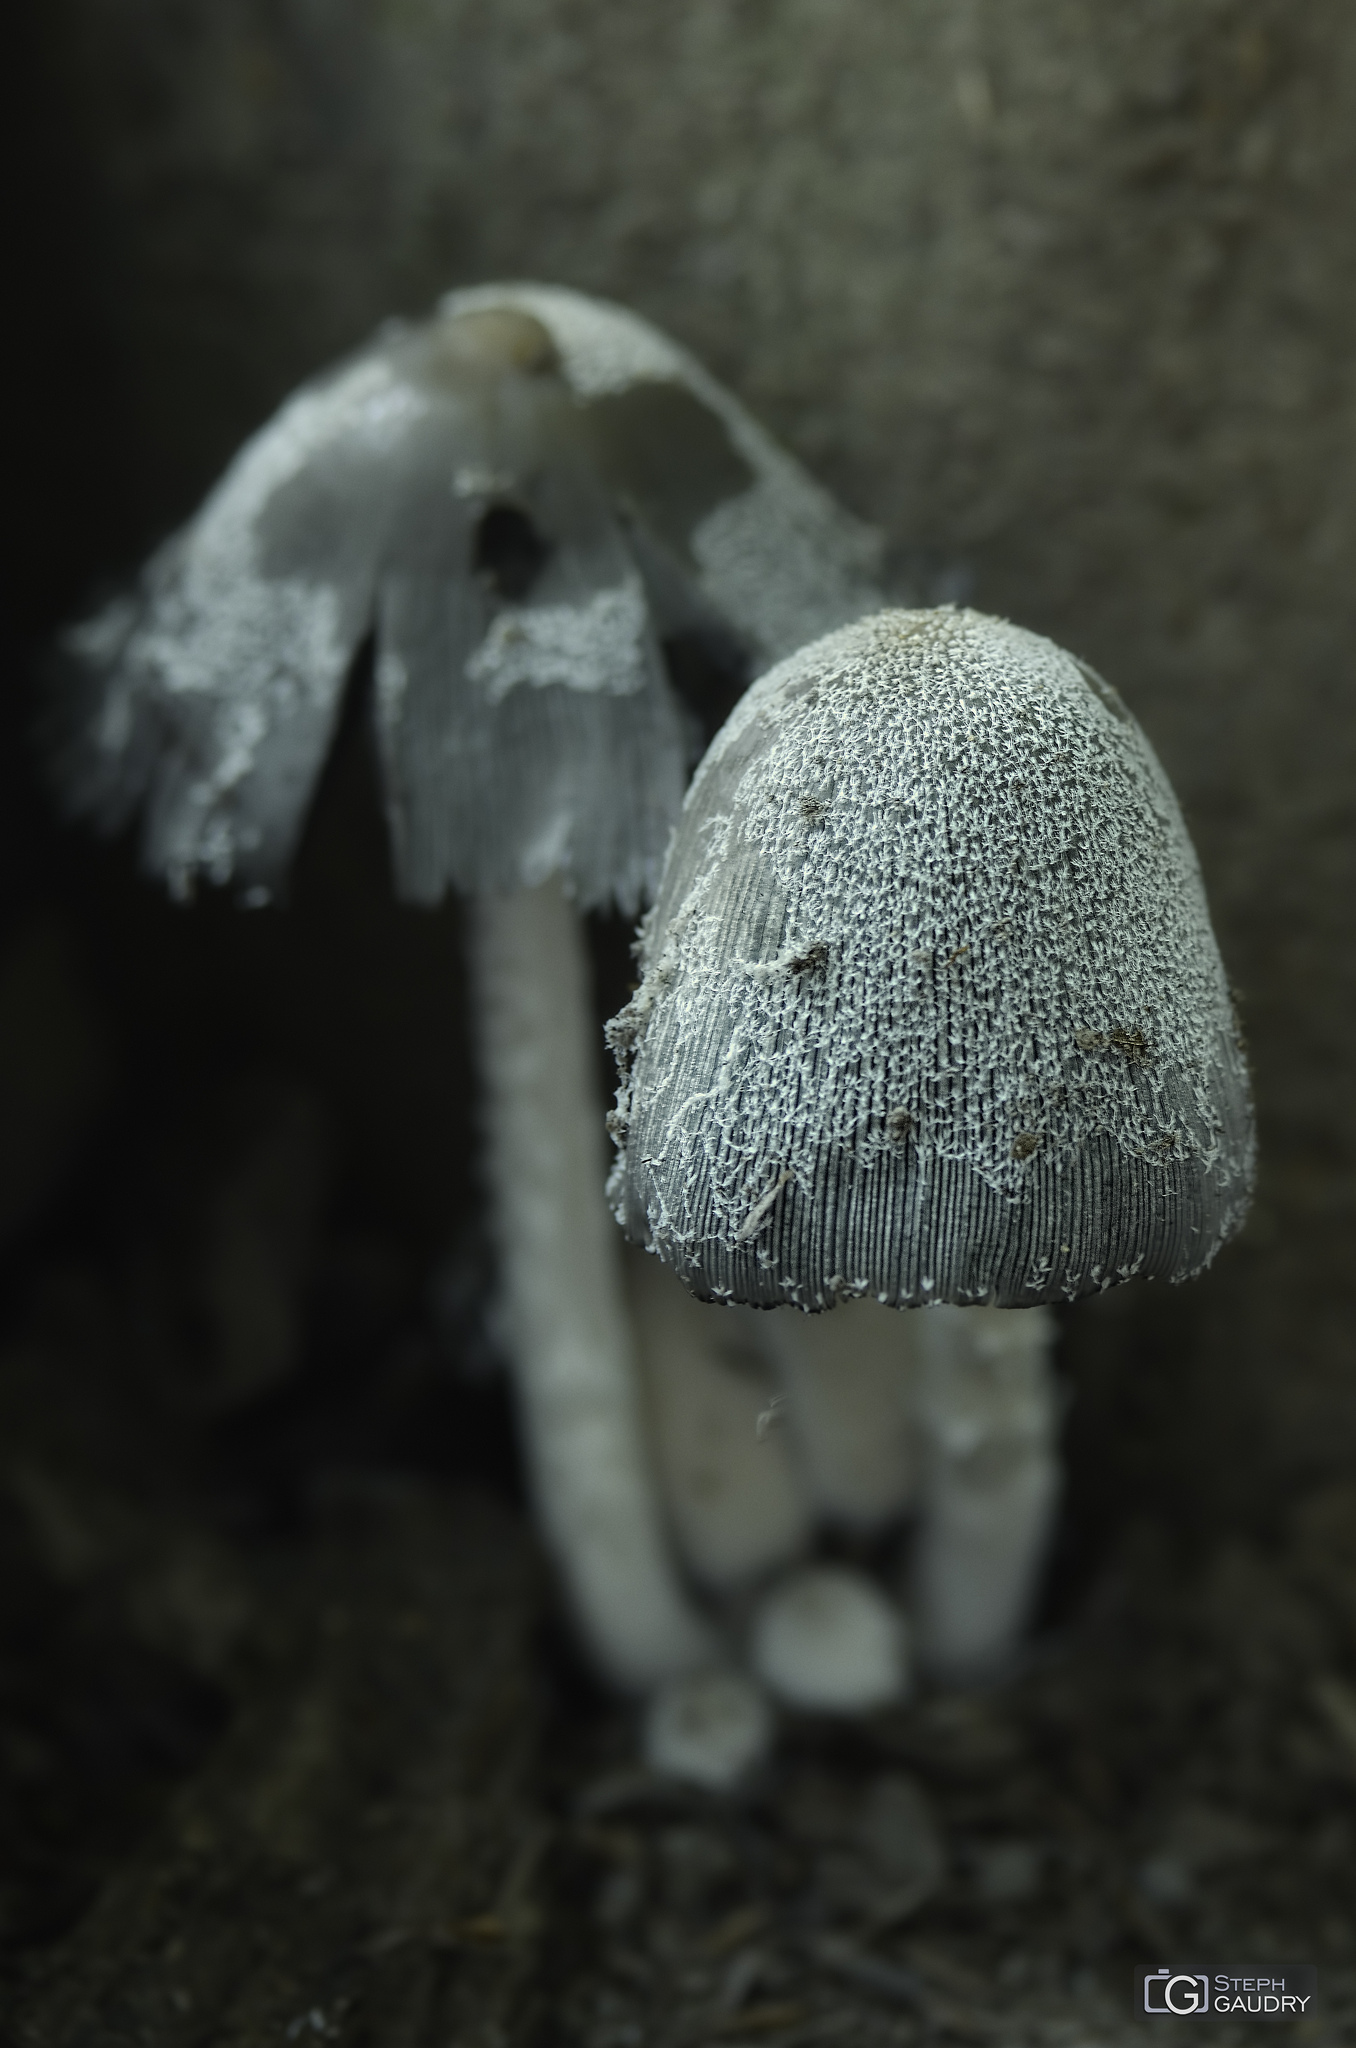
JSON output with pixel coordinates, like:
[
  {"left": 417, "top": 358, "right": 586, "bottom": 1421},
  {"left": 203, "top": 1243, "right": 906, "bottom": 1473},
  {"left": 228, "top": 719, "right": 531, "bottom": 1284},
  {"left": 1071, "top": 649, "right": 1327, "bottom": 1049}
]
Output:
[
  {"left": 750, "top": 1564, "right": 910, "bottom": 1713},
  {"left": 643, "top": 1669, "right": 775, "bottom": 1790}
]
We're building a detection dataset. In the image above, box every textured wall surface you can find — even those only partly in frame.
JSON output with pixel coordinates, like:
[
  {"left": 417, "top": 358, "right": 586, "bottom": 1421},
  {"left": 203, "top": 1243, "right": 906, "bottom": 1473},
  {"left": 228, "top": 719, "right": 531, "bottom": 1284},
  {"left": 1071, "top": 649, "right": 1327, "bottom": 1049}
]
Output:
[{"left": 20, "top": 0, "right": 1356, "bottom": 1534}]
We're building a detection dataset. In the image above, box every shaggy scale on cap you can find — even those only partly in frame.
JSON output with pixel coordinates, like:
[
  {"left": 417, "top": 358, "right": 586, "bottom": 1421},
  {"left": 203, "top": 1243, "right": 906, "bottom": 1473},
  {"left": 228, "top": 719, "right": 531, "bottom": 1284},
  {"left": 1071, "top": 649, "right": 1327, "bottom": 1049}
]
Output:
[
  {"left": 55, "top": 283, "right": 880, "bottom": 913},
  {"left": 609, "top": 609, "right": 1254, "bottom": 1308}
]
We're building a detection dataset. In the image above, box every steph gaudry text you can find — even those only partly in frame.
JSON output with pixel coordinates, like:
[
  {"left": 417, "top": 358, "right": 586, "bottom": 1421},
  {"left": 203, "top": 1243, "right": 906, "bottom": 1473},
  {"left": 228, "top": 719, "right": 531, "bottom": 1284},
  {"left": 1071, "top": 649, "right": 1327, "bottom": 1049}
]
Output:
[{"left": 1214, "top": 1978, "right": 1310, "bottom": 2014}]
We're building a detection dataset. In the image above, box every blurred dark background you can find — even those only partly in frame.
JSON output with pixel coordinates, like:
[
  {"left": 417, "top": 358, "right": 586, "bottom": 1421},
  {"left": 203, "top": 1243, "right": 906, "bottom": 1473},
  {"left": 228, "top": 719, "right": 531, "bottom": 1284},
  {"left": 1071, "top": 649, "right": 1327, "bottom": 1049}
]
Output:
[{"left": 2, "top": 0, "right": 1355, "bottom": 1996}]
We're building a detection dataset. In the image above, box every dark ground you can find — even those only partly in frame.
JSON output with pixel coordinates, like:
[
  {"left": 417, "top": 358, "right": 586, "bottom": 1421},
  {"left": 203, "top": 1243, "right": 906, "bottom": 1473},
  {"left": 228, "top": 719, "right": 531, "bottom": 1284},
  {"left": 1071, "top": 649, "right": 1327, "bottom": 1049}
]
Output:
[{"left": 4, "top": 2, "right": 1356, "bottom": 2041}]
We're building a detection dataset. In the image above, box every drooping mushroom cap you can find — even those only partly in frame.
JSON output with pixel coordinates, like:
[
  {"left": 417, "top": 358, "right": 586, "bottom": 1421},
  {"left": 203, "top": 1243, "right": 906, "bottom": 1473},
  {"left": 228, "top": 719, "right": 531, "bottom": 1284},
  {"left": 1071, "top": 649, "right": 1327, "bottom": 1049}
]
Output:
[
  {"left": 57, "top": 284, "right": 881, "bottom": 912},
  {"left": 608, "top": 609, "right": 1255, "bottom": 1307}
]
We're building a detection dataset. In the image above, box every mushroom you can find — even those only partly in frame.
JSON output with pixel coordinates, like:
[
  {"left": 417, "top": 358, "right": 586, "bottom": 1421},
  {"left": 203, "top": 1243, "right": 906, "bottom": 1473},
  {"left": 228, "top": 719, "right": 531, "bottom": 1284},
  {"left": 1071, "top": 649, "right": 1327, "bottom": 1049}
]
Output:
[
  {"left": 749, "top": 1562, "right": 908, "bottom": 1713},
  {"left": 51, "top": 283, "right": 885, "bottom": 1716},
  {"left": 609, "top": 606, "right": 1254, "bottom": 1671},
  {"left": 610, "top": 606, "right": 1253, "bottom": 1306}
]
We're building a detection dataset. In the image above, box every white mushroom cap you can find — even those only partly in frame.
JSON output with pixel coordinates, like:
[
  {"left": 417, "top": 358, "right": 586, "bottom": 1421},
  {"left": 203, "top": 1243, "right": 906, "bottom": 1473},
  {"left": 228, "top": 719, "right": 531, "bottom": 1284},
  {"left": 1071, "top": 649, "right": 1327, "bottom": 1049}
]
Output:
[
  {"left": 56, "top": 284, "right": 881, "bottom": 914},
  {"left": 749, "top": 1565, "right": 909, "bottom": 1712},
  {"left": 643, "top": 1668, "right": 775, "bottom": 1789},
  {"left": 609, "top": 608, "right": 1254, "bottom": 1307}
]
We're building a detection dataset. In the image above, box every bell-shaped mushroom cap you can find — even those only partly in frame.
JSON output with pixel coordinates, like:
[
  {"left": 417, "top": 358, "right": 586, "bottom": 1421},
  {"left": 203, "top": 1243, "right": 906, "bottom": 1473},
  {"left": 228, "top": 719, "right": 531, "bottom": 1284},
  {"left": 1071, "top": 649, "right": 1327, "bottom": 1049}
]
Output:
[
  {"left": 608, "top": 609, "right": 1255, "bottom": 1308},
  {"left": 55, "top": 284, "right": 881, "bottom": 912}
]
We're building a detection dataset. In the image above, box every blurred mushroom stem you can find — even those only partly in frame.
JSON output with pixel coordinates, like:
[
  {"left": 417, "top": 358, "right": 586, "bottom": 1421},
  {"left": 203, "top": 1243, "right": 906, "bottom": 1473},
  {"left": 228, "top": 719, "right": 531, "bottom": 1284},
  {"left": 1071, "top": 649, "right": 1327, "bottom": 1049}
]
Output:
[
  {"left": 768, "top": 1299, "right": 1061, "bottom": 1684},
  {"left": 909, "top": 1306, "right": 1061, "bottom": 1685},
  {"left": 762, "top": 1299, "right": 919, "bottom": 1532},
  {"left": 467, "top": 878, "right": 715, "bottom": 1692},
  {"left": 633, "top": 1288, "right": 1061, "bottom": 1698},
  {"left": 625, "top": 1245, "right": 814, "bottom": 1592}
]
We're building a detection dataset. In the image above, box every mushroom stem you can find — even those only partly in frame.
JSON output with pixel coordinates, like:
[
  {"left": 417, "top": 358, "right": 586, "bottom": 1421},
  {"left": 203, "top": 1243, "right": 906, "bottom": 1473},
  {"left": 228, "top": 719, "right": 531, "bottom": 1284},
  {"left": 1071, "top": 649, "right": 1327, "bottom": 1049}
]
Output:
[
  {"left": 761, "top": 1299, "right": 919, "bottom": 1533},
  {"left": 909, "top": 1305, "right": 1061, "bottom": 1685},
  {"left": 625, "top": 1244, "right": 813, "bottom": 1593},
  {"left": 466, "top": 878, "right": 714, "bottom": 1692}
]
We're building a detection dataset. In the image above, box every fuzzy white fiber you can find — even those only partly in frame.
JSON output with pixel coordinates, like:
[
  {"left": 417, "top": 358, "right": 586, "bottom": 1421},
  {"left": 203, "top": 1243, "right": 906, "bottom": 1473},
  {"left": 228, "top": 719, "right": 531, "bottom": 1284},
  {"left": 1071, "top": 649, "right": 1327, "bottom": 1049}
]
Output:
[{"left": 610, "top": 608, "right": 1255, "bottom": 1307}]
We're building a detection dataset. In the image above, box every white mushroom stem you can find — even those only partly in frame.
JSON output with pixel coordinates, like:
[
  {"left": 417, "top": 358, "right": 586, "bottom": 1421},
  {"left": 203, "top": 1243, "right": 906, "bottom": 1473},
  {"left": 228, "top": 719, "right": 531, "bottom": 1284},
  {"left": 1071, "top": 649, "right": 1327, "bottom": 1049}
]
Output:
[
  {"left": 909, "top": 1305, "right": 1062, "bottom": 1685},
  {"left": 467, "top": 878, "right": 714, "bottom": 1692},
  {"left": 626, "top": 1245, "right": 812, "bottom": 1592},
  {"left": 760, "top": 1297, "right": 918, "bottom": 1533}
]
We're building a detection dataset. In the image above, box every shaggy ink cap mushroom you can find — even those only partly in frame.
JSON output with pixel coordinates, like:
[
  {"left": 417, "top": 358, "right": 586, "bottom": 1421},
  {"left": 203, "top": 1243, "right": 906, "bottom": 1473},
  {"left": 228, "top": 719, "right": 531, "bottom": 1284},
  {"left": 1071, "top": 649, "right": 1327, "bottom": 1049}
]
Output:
[
  {"left": 51, "top": 283, "right": 884, "bottom": 1727},
  {"left": 608, "top": 608, "right": 1255, "bottom": 1309},
  {"left": 56, "top": 282, "right": 882, "bottom": 912}
]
